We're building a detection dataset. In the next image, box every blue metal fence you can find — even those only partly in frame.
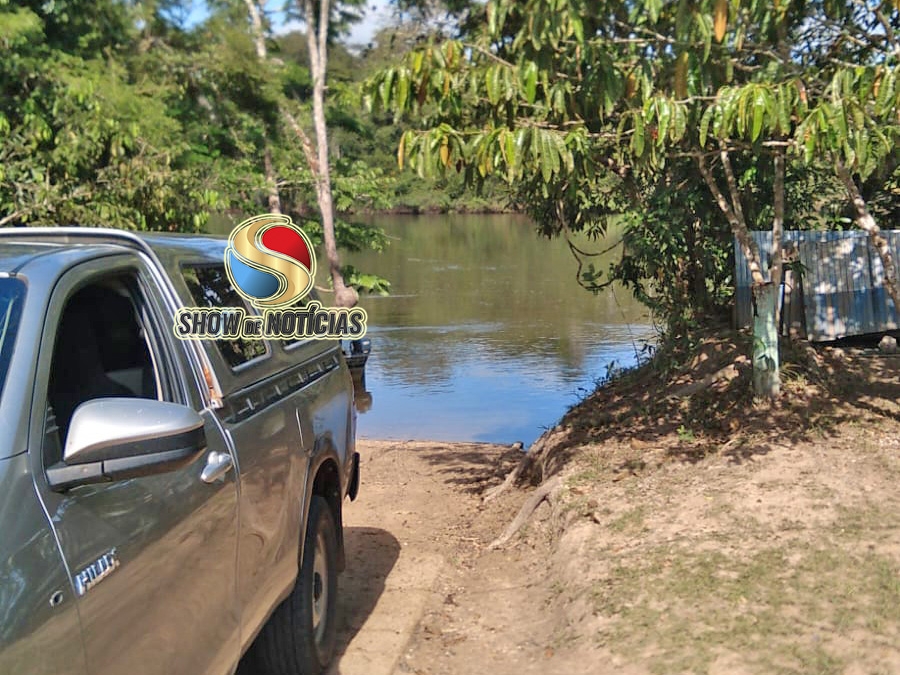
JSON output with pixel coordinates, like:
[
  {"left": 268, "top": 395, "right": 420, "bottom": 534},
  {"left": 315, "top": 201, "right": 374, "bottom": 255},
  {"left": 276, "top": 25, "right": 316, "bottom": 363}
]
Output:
[{"left": 735, "top": 230, "right": 899, "bottom": 341}]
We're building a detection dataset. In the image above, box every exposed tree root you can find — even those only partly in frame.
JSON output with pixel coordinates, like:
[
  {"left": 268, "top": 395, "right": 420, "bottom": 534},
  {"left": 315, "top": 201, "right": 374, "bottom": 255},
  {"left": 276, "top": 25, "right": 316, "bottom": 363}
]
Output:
[
  {"left": 483, "top": 430, "right": 562, "bottom": 503},
  {"left": 488, "top": 476, "right": 564, "bottom": 550},
  {"left": 666, "top": 355, "right": 749, "bottom": 399},
  {"left": 482, "top": 450, "right": 536, "bottom": 504}
]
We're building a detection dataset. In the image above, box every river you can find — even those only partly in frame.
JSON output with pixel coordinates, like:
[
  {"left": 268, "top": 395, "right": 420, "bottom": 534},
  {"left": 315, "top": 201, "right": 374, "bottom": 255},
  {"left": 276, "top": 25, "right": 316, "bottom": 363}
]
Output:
[{"left": 339, "top": 214, "right": 654, "bottom": 446}]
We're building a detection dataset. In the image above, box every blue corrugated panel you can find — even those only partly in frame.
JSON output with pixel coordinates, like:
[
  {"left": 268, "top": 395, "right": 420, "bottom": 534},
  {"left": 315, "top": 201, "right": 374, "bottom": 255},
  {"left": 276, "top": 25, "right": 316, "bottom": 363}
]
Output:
[
  {"left": 734, "top": 230, "right": 899, "bottom": 342},
  {"left": 870, "top": 231, "right": 899, "bottom": 331}
]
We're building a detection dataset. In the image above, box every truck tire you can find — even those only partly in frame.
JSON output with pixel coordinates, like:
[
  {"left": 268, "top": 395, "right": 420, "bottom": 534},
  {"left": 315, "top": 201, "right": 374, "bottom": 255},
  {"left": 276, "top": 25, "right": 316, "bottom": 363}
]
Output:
[{"left": 255, "top": 495, "right": 338, "bottom": 675}]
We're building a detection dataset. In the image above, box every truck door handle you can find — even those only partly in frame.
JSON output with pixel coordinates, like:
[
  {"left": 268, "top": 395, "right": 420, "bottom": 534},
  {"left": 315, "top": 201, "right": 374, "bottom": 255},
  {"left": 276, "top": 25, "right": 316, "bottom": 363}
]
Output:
[{"left": 201, "top": 451, "right": 234, "bottom": 483}]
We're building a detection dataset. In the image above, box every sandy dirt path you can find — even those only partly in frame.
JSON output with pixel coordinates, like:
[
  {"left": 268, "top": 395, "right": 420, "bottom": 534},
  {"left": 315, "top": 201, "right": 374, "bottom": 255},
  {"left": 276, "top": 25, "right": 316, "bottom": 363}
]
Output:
[{"left": 326, "top": 439, "right": 580, "bottom": 675}]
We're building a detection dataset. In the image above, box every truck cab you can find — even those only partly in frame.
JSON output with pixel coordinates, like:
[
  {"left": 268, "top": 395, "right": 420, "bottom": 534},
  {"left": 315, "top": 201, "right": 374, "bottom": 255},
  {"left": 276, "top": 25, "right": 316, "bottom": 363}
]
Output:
[{"left": 0, "top": 228, "right": 360, "bottom": 675}]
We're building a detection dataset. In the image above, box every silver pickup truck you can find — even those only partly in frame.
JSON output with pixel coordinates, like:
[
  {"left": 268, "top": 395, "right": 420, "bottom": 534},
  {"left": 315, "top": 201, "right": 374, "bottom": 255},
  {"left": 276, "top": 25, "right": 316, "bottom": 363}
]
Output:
[{"left": 0, "top": 228, "right": 361, "bottom": 675}]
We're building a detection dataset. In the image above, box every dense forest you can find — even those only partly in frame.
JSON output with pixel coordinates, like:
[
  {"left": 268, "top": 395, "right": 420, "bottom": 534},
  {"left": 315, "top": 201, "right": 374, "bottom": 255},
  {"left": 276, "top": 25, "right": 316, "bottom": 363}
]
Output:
[
  {"left": 0, "top": 0, "right": 500, "bottom": 293},
  {"left": 3, "top": 1, "right": 899, "bottom": 372}
]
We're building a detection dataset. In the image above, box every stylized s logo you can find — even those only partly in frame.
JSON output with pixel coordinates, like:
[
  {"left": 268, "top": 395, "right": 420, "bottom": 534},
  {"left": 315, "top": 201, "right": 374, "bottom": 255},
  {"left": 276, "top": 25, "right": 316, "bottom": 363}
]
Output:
[{"left": 225, "top": 214, "right": 316, "bottom": 308}]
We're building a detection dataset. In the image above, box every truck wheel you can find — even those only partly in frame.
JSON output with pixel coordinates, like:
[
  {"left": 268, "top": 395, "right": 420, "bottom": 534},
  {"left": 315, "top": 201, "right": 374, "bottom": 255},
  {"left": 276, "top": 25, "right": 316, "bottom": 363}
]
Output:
[{"left": 255, "top": 495, "right": 338, "bottom": 675}]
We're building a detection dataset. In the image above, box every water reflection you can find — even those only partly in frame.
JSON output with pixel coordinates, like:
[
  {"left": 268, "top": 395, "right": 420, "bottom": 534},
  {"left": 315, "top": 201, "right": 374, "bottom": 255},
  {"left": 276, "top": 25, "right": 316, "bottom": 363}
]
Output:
[{"left": 344, "top": 214, "right": 654, "bottom": 446}]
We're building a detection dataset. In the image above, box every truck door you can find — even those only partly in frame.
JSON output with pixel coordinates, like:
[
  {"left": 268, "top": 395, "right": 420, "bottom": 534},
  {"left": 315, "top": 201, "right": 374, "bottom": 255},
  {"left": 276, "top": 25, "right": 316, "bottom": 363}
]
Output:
[{"left": 29, "top": 256, "right": 240, "bottom": 675}]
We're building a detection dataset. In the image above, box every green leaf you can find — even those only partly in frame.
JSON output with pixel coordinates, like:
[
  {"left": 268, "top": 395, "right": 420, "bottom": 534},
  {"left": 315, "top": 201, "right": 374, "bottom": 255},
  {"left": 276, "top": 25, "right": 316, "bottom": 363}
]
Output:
[
  {"left": 522, "top": 61, "right": 538, "bottom": 105},
  {"left": 515, "top": 127, "right": 529, "bottom": 165},
  {"left": 632, "top": 116, "right": 645, "bottom": 157},
  {"left": 657, "top": 98, "right": 671, "bottom": 148},
  {"left": 696, "top": 12, "right": 713, "bottom": 61},
  {"left": 672, "top": 102, "right": 687, "bottom": 142},
  {"left": 559, "top": 133, "right": 575, "bottom": 173},
  {"left": 834, "top": 105, "right": 848, "bottom": 143},
  {"left": 397, "top": 72, "right": 409, "bottom": 110},
  {"left": 553, "top": 85, "right": 567, "bottom": 116},
  {"left": 548, "top": 132, "right": 561, "bottom": 175},
  {"left": 804, "top": 129, "right": 816, "bottom": 163},
  {"left": 504, "top": 129, "right": 516, "bottom": 178},
  {"left": 380, "top": 68, "right": 395, "bottom": 108},
  {"left": 571, "top": 14, "right": 584, "bottom": 43},
  {"left": 412, "top": 50, "right": 425, "bottom": 75},
  {"left": 876, "top": 68, "right": 894, "bottom": 115},
  {"left": 737, "top": 88, "right": 749, "bottom": 137},
  {"left": 486, "top": 66, "right": 501, "bottom": 105},
  {"left": 856, "top": 128, "right": 868, "bottom": 174},
  {"left": 751, "top": 89, "right": 766, "bottom": 141},
  {"left": 700, "top": 106, "right": 714, "bottom": 147},
  {"left": 539, "top": 131, "right": 554, "bottom": 182},
  {"left": 777, "top": 85, "right": 790, "bottom": 134}
]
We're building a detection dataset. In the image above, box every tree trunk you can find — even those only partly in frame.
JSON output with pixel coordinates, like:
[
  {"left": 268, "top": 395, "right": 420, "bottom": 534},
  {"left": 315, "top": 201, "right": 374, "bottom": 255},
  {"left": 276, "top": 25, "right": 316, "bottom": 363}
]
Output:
[
  {"left": 836, "top": 160, "right": 900, "bottom": 312},
  {"left": 244, "top": 0, "right": 282, "bottom": 215},
  {"left": 771, "top": 149, "right": 785, "bottom": 322},
  {"left": 244, "top": 0, "right": 357, "bottom": 309},
  {"left": 304, "top": 0, "right": 357, "bottom": 308},
  {"left": 698, "top": 151, "right": 780, "bottom": 400},
  {"left": 752, "top": 282, "right": 780, "bottom": 398},
  {"left": 263, "top": 147, "right": 281, "bottom": 214},
  {"left": 687, "top": 218, "right": 707, "bottom": 312}
]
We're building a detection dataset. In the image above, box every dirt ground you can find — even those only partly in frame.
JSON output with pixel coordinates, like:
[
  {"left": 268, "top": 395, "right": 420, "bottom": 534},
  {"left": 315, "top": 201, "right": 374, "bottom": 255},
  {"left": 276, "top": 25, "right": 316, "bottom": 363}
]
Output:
[
  {"left": 328, "top": 439, "right": 568, "bottom": 675},
  {"left": 322, "top": 337, "right": 900, "bottom": 675}
]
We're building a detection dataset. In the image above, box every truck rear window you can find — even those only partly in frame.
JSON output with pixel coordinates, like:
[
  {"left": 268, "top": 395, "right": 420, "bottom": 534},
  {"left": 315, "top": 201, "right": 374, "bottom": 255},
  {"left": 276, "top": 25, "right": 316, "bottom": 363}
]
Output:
[
  {"left": 0, "top": 278, "right": 25, "bottom": 399},
  {"left": 181, "top": 265, "right": 268, "bottom": 369}
]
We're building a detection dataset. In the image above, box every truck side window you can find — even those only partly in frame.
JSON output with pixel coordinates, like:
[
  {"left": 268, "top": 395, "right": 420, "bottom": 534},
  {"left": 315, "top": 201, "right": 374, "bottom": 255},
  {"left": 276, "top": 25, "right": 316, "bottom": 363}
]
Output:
[
  {"left": 181, "top": 264, "right": 267, "bottom": 368},
  {"left": 46, "top": 279, "right": 161, "bottom": 457}
]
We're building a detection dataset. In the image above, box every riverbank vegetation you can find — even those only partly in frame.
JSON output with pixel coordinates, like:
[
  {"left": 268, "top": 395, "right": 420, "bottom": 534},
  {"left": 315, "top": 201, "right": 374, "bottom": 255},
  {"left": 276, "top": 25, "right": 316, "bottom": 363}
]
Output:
[
  {"left": 498, "top": 329, "right": 900, "bottom": 674},
  {"left": 0, "top": 0, "right": 502, "bottom": 295},
  {"left": 369, "top": 0, "right": 900, "bottom": 397},
  {"left": 8, "top": 1, "right": 897, "bottom": 353},
  {"left": 360, "top": 3, "right": 900, "bottom": 666}
]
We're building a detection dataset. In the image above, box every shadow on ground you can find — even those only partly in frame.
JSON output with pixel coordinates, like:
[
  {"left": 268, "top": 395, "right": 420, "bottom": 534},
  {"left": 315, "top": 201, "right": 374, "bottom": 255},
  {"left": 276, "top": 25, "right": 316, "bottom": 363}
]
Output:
[
  {"left": 236, "top": 527, "right": 400, "bottom": 675},
  {"left": 412, "top": 443, "right": 522, "bottom": 494},
  {"left": 329, "top": 526, "right": 401, "bottom": 672},
  {"left": 525, "top": 332, "right": 900, "bottom": 473}
]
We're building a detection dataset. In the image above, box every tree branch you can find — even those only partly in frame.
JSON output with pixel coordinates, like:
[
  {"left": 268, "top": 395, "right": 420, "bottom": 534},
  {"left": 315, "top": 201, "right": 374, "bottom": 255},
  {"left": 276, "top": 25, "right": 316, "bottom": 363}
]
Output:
[
  {"left": 302, "top": 0, "right": 356, "bottom": 308},
  {"left": 697, "top": 154, "right": 766, "bottom": 286},
  {"left": 462, "top": 41, "right": 515, "bottom": 69},
  {"left": 244, "top": 0, "right": 281, "bottom": 214},
  {"left": 282, "top": 105, "right": 319, "bottom": 175},
  {"left": 719, "top": 144, "right": 747, "bottom": 228},
  {"left": 835, "top": 159, "right": 900, "bottom": 311},
  {"left": 874, "top": 4, "right": 900, "bottom": 58},
  {"left": 0, "top": 211, "right": 25, "bottom": 227},
  {"left": 243, "top": 0, "right": 268, "bottom": 60}
]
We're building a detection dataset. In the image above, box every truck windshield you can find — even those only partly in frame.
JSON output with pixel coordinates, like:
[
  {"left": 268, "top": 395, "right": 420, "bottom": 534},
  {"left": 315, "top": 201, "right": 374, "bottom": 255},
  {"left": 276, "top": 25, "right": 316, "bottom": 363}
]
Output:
[{"left": 0, "top": 278, "right": 25, "bottom": 400}]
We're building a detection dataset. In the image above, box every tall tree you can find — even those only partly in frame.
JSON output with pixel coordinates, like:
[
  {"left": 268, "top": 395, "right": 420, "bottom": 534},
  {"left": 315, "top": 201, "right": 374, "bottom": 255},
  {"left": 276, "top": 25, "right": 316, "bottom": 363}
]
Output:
[
  {"left": 302, "top": 0, "right": 358, "bottom": 307},
  {"left": 241, "top": 0, "right": 364, "bottom": 307},
  {"left": 369, "top": 0, "right": 900, "bottom": 399},
  {"left": 243, "top": 0, "right": 284, "bottom": 213}
]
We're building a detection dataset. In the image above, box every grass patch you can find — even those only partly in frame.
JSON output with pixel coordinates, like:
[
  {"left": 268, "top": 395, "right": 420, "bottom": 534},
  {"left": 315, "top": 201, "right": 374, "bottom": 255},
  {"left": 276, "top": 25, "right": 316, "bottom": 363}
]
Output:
[
  {"left": 608, "top": 506, "right": 648, "bottom": 533},
  {"left": 588, "top": 541, "right": 900, "bottom": 675}
]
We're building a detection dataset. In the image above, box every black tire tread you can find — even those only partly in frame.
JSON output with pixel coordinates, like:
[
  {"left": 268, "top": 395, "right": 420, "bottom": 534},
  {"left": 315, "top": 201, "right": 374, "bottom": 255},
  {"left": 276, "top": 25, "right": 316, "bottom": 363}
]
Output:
[{"left": 253, "top": 495, "right": 338, "bottom": 675}]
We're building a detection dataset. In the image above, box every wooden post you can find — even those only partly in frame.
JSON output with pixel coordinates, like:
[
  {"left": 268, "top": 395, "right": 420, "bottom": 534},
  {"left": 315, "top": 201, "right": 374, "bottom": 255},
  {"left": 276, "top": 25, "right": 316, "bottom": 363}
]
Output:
[{"left": 752, "top": 282, "right": 781, "bottom": 399}]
